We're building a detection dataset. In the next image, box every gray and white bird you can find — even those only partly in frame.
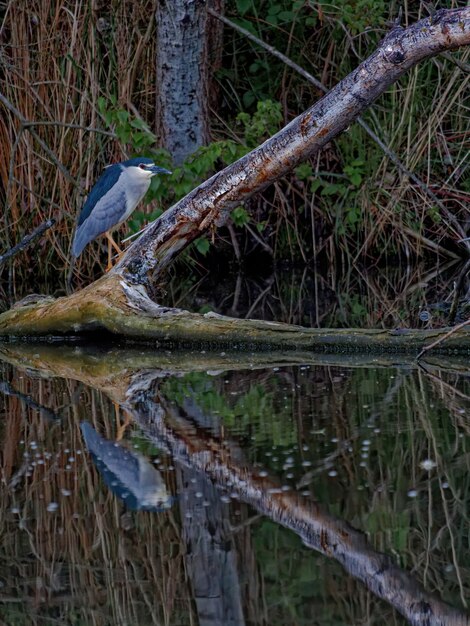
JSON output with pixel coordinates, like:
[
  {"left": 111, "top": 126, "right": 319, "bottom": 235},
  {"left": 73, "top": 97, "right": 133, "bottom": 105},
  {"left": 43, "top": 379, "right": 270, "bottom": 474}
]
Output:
[
  {"left": 71, "top": 157, "right": 171, "bottom": 268},
  {"left": 81, "top": 422, "right": 173, "bottom": 512}
]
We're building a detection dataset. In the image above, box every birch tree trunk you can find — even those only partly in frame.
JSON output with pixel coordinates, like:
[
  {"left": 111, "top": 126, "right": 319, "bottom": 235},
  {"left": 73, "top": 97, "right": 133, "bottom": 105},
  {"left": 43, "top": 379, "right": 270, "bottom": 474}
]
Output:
[
  {"left": 1, "top": 8, "right": 470, "bottom": 352},
  {"left": 155, "top": 0, "right": 223, "bottom": 165}
]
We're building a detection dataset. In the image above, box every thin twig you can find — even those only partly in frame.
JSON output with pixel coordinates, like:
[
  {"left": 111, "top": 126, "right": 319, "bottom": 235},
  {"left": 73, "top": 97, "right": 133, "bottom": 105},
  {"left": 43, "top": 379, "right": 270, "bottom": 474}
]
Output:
[
  {"left": 441, "top": 51, "right": 470, "bottom": 73},
  {"left": 0, "top": 219, "right": 56, "bottom": 267},
  {"left": 22, "top": 120, "right": 117, "bottom": 138},
  {"left": 417, "top": 316, "right": 470, "bottom": 360},
  {"left": 0, "top": 92, "right": 75, "bottom": 184}
]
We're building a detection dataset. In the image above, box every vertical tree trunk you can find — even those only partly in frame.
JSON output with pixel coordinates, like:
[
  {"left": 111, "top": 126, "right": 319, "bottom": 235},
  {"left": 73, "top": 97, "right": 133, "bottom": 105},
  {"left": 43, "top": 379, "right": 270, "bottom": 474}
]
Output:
[{"left": 155, "top": 0, "right": 223, "bottom": 165}]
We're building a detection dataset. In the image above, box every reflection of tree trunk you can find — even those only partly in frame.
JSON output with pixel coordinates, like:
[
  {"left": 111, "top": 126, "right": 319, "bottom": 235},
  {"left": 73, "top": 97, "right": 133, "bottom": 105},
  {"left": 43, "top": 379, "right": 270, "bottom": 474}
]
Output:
[
  {"left": 1, "top": 9, "right": 470, "bottom": 342},
  {"left": 175, "top": 392, "right": 247, "bottom": 625},
  {"left": 131, "top": 392, "right": 469, "bottom": 626},
  {"left": 177, "top": 467, "right": 245, "bottom": 626}
]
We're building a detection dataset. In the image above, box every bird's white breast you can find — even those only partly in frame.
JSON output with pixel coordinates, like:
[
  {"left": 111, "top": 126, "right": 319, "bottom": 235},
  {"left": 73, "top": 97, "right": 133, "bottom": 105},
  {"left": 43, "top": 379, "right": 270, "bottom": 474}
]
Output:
[{"left": 119, "top": 165, "right": 153, "bottom": 222}]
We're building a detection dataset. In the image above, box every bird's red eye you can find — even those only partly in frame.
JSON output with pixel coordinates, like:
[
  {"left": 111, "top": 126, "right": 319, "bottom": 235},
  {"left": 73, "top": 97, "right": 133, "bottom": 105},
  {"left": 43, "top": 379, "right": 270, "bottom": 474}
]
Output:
[{"left": 139, "top": 163, "right": 147, "bottom": 170}]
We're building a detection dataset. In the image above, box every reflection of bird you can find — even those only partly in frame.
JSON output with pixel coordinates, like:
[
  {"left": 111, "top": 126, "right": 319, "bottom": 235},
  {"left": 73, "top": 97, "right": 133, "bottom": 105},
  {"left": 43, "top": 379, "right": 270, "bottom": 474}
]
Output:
[
  {"left": 81, "top": 422, "right": 172, "bottom": 512},
  {"left": 72, "top": 157, "right": 171, "bottom": 270}
]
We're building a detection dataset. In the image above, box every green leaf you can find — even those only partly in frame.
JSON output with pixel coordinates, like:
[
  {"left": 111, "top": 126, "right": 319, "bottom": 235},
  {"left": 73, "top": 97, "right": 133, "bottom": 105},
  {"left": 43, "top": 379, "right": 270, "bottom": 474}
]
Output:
[
  {"left": 349, "top": 171, "right": 362, "bottom": 186},
  {"left": 310, "top": 179, "right": 322, "bottom": 193},
  {"left": 236, "top": 0, "right": 252, "bottom": 16},
  {"left": 278, "top": 10, "right": 294, "bottom": 22},
  {"left": 232, "top": 206, "right": 250, "bottom": 227},
  {"left": 195, "top": 237, "right": 210, "bottom": 256},
  {"left": 97, "top": 96, "right": 106, "bottom": 113},
  {"left": 242, "top": 91, "right": 256, "bottom": 108},
  {"left": 117, "top": 110, "right": 129, "bottom": 124},
  {"left": 295, "top": 163, "right": 313, "bottom": 180},
  {"left": 321, "top": 182, "right": 343, "bottom": 196},
  {"left": 267, "top": 4, "right": 282, "bottom": 15}
]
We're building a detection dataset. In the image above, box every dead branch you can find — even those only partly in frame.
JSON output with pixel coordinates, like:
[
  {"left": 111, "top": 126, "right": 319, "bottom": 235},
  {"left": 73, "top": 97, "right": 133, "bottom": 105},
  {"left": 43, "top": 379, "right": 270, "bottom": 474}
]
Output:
[{"left": 0, "top": 219, "right": 56, "bottom": 268}]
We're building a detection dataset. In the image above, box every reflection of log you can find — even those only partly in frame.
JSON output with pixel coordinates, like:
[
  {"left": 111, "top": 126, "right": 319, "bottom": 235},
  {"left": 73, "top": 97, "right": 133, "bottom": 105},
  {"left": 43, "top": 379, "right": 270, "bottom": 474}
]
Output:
[
  {"left": 0, "top": 9, "right": 470, "bottom": 345},
  {"left": 130, "top": 397, "right": 469, "bottom": 626},
  {"left": 1, "top": 343, "right": 470, "bottom": 408}
]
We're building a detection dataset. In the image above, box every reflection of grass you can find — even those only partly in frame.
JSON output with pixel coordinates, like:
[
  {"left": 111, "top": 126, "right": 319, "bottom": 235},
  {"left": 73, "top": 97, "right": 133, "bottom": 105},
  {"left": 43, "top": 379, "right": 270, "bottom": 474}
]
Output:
[
  {"left": 0, "top": 363, "right": 193, "bottom": 626},
  {"left": 253, "top": 518, "right": 409, "bottom": 625}
]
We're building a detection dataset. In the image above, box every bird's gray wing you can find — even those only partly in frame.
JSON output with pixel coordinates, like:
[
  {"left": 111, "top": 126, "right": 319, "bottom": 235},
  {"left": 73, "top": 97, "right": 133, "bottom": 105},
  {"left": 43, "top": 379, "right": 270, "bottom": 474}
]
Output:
[{"left": 72, "top": 187, "right": 127, "bottom": 257}]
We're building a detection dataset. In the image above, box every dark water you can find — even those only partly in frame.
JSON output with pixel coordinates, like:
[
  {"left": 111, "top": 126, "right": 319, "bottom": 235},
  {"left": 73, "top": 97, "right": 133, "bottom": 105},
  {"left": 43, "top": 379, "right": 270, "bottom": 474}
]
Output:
[{"left": 0, "top": 344, "right": 469, "bottom": 626}]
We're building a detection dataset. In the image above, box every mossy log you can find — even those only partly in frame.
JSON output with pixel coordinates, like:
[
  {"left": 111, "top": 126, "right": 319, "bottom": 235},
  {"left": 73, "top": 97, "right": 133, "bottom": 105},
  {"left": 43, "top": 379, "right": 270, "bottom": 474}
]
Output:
[
  {"left": 1, "top": 273, "right": 470, "bottom": 352},
  {"left": 1, "top": 8, "right": 470, "bottom": 351}
]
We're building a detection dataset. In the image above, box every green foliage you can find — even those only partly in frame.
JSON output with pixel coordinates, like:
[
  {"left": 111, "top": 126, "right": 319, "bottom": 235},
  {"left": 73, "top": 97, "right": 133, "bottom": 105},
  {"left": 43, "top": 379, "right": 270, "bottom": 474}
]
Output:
[
  {"left": 97, "top": 0, "right": 467, "bottom": 270},
  {"left": 194, "top": 237, "right": 210, "bottom": 256},
  {"left": 98, "top": 98, "right": 284, "bottom": 256},
  {"left": 323, "top": 0, "right": 386, "bottom": 34},
  {"left": 232, "top": 206, "right": 250, "bottom": 226},
  {"left": 237, "top": 99, "right": 283, "bottom": 147},
  {"left": 98, "top": 98, "right": 248, "bottom": 244}
]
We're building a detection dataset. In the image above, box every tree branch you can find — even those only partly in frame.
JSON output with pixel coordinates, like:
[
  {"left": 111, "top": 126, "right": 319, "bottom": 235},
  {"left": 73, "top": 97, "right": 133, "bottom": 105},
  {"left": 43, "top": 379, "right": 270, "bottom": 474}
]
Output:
[
  {"left": 117, "top": 7, "right": 470, "bottom": 287},
  {"left": 0, "top": 219, "right": 56, "bottom": 268}
]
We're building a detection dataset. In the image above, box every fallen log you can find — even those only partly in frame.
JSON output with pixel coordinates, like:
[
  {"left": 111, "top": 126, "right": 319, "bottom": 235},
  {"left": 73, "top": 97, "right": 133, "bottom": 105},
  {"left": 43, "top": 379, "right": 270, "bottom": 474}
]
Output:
[
  {"left": 1, "top": 8, "right": 469, "bottom": 353},
  {"left": 1, "top": 273, "right": 470, "bottom": 352}
]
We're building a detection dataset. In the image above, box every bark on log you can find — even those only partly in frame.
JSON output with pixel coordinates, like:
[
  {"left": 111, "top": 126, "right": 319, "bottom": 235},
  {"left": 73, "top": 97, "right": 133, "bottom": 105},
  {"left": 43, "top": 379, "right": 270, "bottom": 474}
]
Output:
[{"left": 0, "top": 8, "right": 469, "bottom": 349}]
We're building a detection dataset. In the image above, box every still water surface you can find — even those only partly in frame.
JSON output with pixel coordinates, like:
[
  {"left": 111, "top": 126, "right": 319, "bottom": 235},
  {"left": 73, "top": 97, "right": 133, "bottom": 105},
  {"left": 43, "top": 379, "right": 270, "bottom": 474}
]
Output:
[{"left": 0, "top": 344, "right": 469, "bottom": 626}]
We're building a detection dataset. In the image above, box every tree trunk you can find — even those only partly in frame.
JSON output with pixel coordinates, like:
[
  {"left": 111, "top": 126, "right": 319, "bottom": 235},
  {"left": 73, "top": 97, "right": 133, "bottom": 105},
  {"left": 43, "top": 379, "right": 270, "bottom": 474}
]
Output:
[
  {"left": 1, "top": 8, "right": 470, "bottom": 352},
  {"left": 155, "top": 0, "right": 223, "bottom": 165}
]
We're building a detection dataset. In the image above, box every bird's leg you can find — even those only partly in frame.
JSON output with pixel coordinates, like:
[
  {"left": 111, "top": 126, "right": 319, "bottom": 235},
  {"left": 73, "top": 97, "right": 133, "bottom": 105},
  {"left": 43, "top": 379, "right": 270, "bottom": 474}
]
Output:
[
  {"left": 115, "top": 403, "right": 132, "bottom": 441},
  {"left": 104, "top": 232, "right": 123, "bottom": 272}
]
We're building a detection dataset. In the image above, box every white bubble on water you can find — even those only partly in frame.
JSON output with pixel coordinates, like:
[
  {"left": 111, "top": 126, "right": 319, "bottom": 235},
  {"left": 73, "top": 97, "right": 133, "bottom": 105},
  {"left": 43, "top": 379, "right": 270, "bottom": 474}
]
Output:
[{"left": 419, "top": 459, "right": 437, "bottom": 471}]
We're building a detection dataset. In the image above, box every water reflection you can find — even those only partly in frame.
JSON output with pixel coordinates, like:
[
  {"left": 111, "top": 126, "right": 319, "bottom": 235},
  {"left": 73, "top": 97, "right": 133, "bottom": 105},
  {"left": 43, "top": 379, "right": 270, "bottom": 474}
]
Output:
[
  {"left": 81, "top": 422, "right": 172, "bottom": 512},
  {"left": 0, "top": 344, "right": 469, "bottom": 625}
]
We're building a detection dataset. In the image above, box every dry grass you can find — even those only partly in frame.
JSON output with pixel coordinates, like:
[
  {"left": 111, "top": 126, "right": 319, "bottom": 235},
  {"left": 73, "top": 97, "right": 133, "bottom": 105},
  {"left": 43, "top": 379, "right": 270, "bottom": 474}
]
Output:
[{"left": 0, "top": 0, "right": 158, "bottom": 298}]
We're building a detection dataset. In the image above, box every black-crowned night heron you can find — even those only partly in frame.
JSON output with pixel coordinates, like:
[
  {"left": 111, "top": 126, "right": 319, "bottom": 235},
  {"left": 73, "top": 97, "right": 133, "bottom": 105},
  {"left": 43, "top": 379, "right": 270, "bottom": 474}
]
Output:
[
  {"left": 81, "top": 422, "right": 173, "bottom": 512},
  {"left": 72, "top": 157, "right": 171, "bottom": 269}
]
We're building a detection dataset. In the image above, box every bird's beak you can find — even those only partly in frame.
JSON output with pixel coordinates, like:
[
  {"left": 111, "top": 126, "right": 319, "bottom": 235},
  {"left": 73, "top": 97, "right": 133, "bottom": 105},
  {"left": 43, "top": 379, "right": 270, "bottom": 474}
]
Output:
[{"left": 149, "top": 165, "right": 172, "bottom": 176}]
